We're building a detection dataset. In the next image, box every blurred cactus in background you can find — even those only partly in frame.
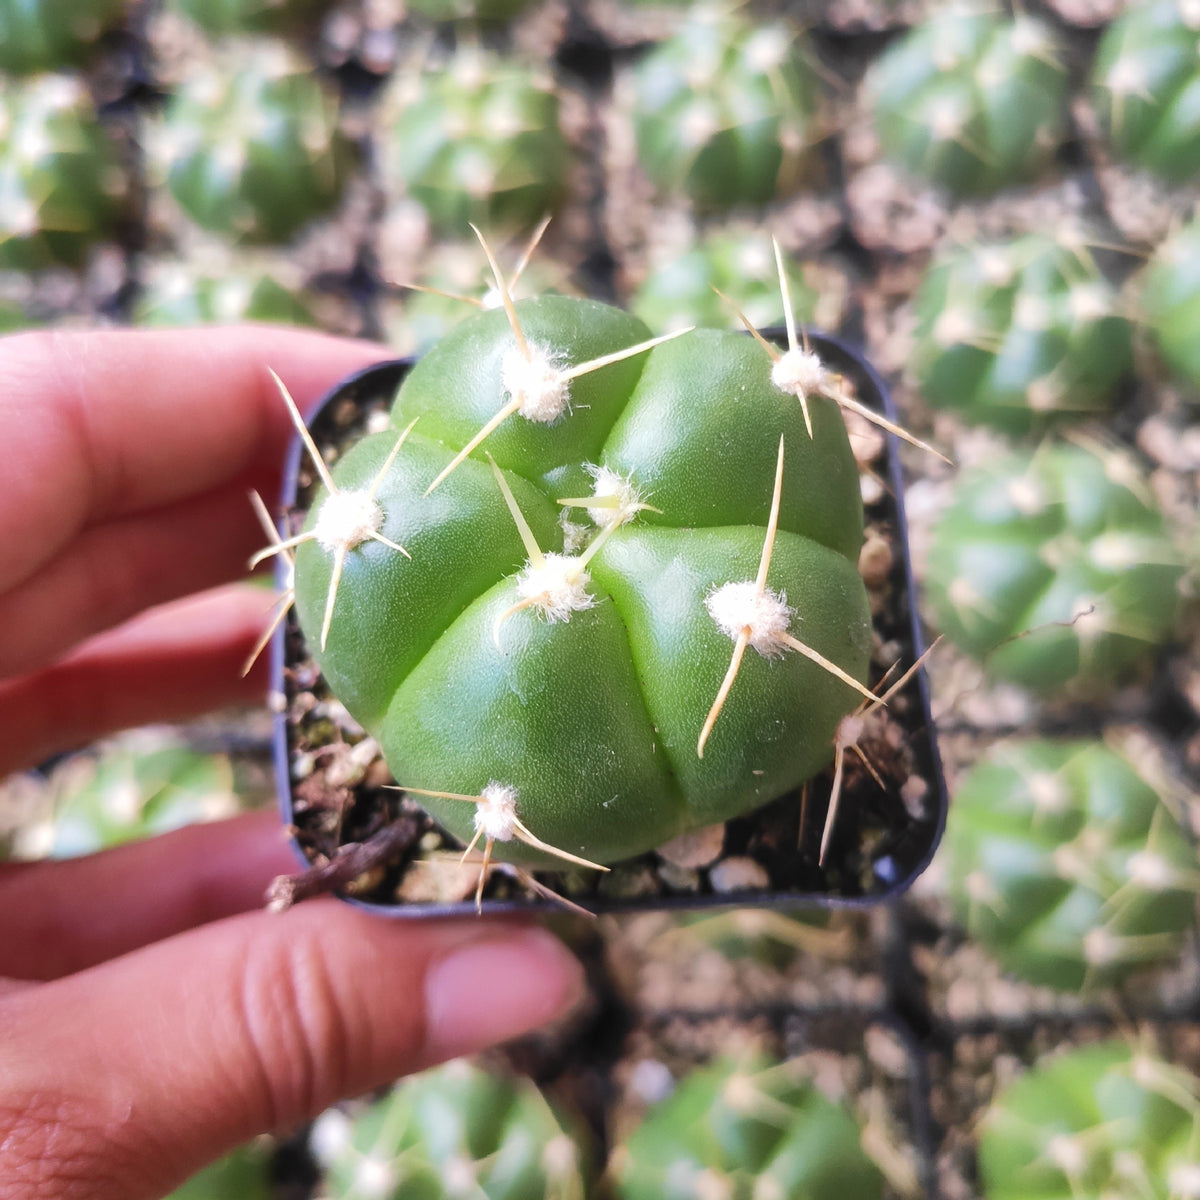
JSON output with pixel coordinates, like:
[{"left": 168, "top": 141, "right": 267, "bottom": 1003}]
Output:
[
  {"left": 311, "top": 1059, "right": 589, "bottom": 1199},
  {"left": 134, "top": 253, "right": 319, "bottom": 327},
  {"left": 1138, "top": 215, "right": 1200, "bottom": 399},
  {"left": 0, "top": 0, "right": 128, "bottom": 74},
  {"left": 865, "top": 5, "right": 1068, "bottom": 196},
  {"left": 151, "top": 40, "right": 353, "bottom": 243},
  {"left": 910, "top": 234, "right": 1132, "bottom": 433},
  {"left": 625, "top": 7, "right": 823, "bottom": 210},
  {"left": 940, "top": 738, "right": 1197, "bottom": 991},
  {"left": 1089, "top": 0, "right": 1200, "bottom": 183},
  {"left": 166, "top": 1142, "right": 273, "bottom": 1200},
  {"left": 629, "top": 229, "right": 821, "bottom": 333},
  {"left": 379, "top": 48, "right": 567, "bottom": 234},
  {"left": 0, "top": 73, "right": 127, "bottom": 269},
  {"left": 979, "top": 1041, "right": 1200, "bottom": 1199},
  {"left": 614, "top": 1052, "right": 883, "bottom": 1200},
  {"left": 163, "top": 0, "right": 328, "bottom": 36},
  {"left": 924, "top": 442, "right": 1184, "bottom": 694}
]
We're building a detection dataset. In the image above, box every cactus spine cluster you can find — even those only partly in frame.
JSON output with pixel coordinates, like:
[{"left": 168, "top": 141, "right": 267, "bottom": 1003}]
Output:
[{"left": 940, "top": 738, "right": 1197, "bottom": 990}]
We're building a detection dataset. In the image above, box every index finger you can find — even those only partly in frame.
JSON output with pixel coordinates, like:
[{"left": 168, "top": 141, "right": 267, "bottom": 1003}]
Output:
[{"left": 0, "top": 326, "right": 386, "bottom": 598}]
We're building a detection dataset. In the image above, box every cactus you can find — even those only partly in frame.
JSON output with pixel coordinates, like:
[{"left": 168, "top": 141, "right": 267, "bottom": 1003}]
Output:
[
  {"left": 614, "top": 1052, "right": 884, "bottom": 1199},
  {"left": 379, "top": 49, "right": 567, "bottom": 235},
  {"left": 924, "top": 441, "right": 1184, "bottom": 694},
  {"left": 864, "top": 5, "right": 1068, "bottom": 196},
  {"left": 0, "top": 0, "right": 127, "bottom": 74},
  {"left": 151, "top": 41, "right": 353, "bottom": 243},
  {"left": 404, "top": 0, "right": 534, "bottom": 23},
  {"left": 909, "top": 234, "right": 1133, "bottom": 434},
  {"left": 9, "top": 732, "right": 242, "bottom": 861},
  {"left": 629, "top": 229, "right": 821, "bottom": 333},
  {"left": 134, "top": 256, "right": 320, "bottom": 327},
  {"left": 310, "top": 1059, "right": 588, "bottom": 1199},
  {"left": 625, "top": 8, "right": 823, "bottom": 210},
  {"left": 1089, "top": 0, "right": 1200, "bottom": 184},
  {"left": 1139, "top": 216, "right": 1200, "bottom": 399},
  {"left": 0, "top": 73, "right": 127, "bottom": 270},
  {"left": 940, "top": 738, "right": 1197, "bottom": 991},
  {"left": 262, "top": 246, "right": 876, "bottom": 892},
  {"left": 163, "top": 0, "right": 327, "bottom": 36},
  {"left": 166, "top": 1143, "right": 272, "bottom": 1200},
  {"left": 979, "top": 1041, "right": 1200, "bottom": 1199}
]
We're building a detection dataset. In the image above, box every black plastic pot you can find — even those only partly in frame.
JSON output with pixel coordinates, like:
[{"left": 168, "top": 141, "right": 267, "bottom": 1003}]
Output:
[{"left": 270, "top": 331, "right": 947, "bottom": 917}]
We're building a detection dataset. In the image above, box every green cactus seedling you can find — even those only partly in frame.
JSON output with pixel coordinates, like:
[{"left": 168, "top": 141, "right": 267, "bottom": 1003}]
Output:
[
  {"left": 979, "top": 1041, "right": 1200, "bottom": 1199},
  {"left": 0, "top": 74, "right": 127, "bottom": 270},
  {"left": 864, "top": 5, "right": 1068, "bottom": 196},
  {"left": 626, "top": 8, "right": 823, "bottom": 210},
  {"left": 311, "top": 1059, "right": 588, "bottom": 1199},
  {"left": 630, "top": 229, "right": 821, "bottom": 333},
  {"left": 166, "top": 1143, "right": 272, "bottom": 1200},
  {"left": 135, "top": 258, "right": 319, "bottom": 327},
  {"left": 615, "top": 1052, "right": 884, "bottom": 1199},
  {"left": 163, "top": 0, "right": 327, "bottom": 35},
  {"left": 259, "top": 236, "right": 888, "bottom": 900},
  {"left": 1090, "top": 0, "right": 1200, "bottom": 184},
  {"left": 910, "top": 234, "right": 1133, "bottom": 434},
  {"left": 941, "top": 738, "right": 1197, "bottom": 991},
  {"left": 1139, "top": 216, "right": 1200, "bottom": 398},
  {"left": 153, "top": 41, "right": 353, "bottom": 243},
  {"left": 924, "top": 440, "right": 1184, "bottom": 694},
  {"left": 0, "top": 0, "right": 127, "bottom": 74},
  {"left": 379, "top": 49, "right": 567, "bottom": 235}
]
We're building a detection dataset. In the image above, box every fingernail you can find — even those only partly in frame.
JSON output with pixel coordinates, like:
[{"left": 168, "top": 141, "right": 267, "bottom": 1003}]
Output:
[{"left": 423, "top": 928, "right": 584, "bottom": 1063}]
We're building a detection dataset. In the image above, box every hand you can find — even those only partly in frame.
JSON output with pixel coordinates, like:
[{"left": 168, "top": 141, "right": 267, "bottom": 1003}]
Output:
[{"left": 0, "top": 328, "right": 584, "bottom": 1200}]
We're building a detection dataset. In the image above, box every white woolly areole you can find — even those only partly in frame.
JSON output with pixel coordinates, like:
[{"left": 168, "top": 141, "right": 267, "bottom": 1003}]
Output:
[
  {"left": 517, "top": 553, "right": 595, "bottom": 622},
  {"left": 586, "top": 463, "right": 645, "bottom": 528},
  {"left": 771, "top": 347, "right": 831, "bottom": 398},
  {"left": 475, "top": 781, "right": 519, "bottom": 842},
  {"left": 313, "top": 488, "right": 383, "bottom": 552},
  {"left": 705, "top": 581, "right": 794, "bottom": 657},
  {"left": 501, "top": 344, "right": 569, "bottom": 423}
]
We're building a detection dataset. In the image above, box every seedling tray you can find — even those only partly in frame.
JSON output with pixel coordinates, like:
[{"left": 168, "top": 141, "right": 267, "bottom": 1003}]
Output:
[{"left": 269, "top": 330, "right": 946, "bottom": 916}]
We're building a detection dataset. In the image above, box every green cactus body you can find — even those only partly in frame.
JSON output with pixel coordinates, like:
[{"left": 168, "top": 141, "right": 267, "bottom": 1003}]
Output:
[
  {"left": 0, "top": 74, "right": 126, "bottom": 270},
  {"left": 154, "top": 42, "right": 352, "bottom": 243},
  {"left": 865, "top": 6, "right": 1068, "bottom": 196},
  {"left": 311, "top": 1059, "right": 587, "bottom": 1199},
  {"left": 910, "top": 235, "right": 1132, "bottom": 433},
  {"left": 0, "top": 0, "right": 126, "bottom": 73},
  {"left": 979, "top": 1042, "right": 1200, "bottom": 1198},
  {"left": 627, "top": 10, "right": 822, "bottom": 210},
  {"left": 941, "top": 739, "right": 1197, "bottom": 990},
  {"left": 616, "top": 1053, "right": 884, "bottom": 1199},
  {"left": 630, "top": 231, "right": 819, "bottom": 333},
  {"left": 1090, "top": 0, "right": 1200, "bottom": 183},
  {"left": 290, "top": 295, "right": 870, "bottom": 868},
  {"left": 380, "top": 51, "right": 567, "bottom": 234},
  {"left": 164, "top": 0, "right": 326, "bottom": 35},
  {"left": 134, "top": 259, "right": 319, "bottom": 327},
  {"left": 166, "top": 1144, "right": 272, "bottom": 1200},
  {"left": 1140, "top": 216, "right": 1200, "bottom": 397},
  {"left": 924, "top": 443, "right": 1183, "bottom": 693}
]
